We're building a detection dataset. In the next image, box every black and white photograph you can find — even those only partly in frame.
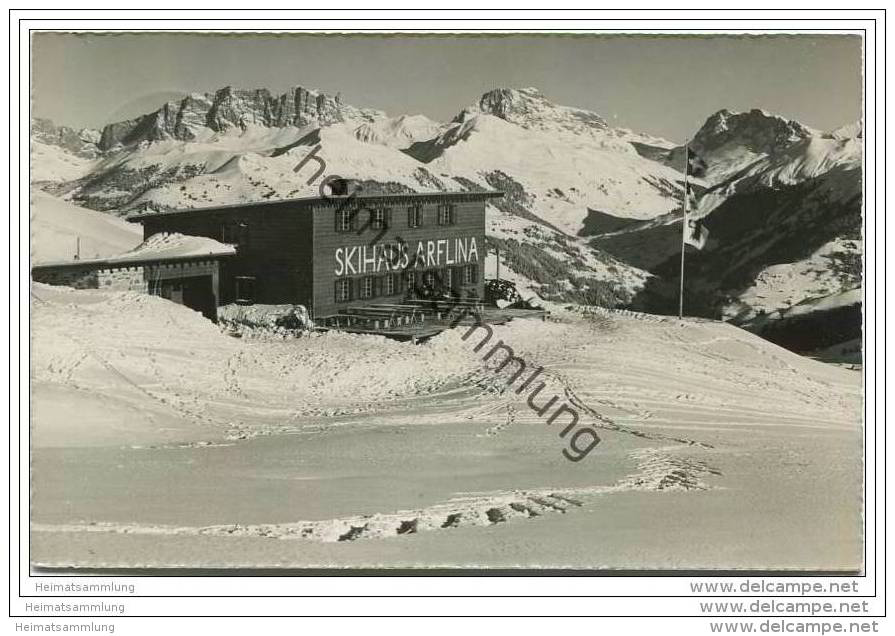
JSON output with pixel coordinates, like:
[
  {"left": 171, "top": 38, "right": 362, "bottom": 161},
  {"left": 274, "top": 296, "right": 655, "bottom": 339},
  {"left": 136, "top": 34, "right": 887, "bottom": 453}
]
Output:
[{"left": 27, "top": 28, "right": 865, "bottom": 574}]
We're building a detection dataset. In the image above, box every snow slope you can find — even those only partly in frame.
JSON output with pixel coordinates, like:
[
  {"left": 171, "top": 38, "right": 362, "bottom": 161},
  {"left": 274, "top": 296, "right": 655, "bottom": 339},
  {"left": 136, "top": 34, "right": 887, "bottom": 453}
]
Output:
[
  {"left": 30, "top": 286, "right": 862, "bottom": 568},
  {"left": 56, "top": 122, "right": 436, "bottom": 214},
  {"left": 728, "top": 237, "right": 862, "bottom": 320},
  {"left": 30, "top": 190, "right": 142, "bottom": 264},
  {"left": 31, "top": 142, "right": 96, "bottom": 182},
  {"left": 353, "top": 114, "right": 444, "bottom": 148},
  {"left": 413, "top": 112, "right": 684, "bottom": 231}
]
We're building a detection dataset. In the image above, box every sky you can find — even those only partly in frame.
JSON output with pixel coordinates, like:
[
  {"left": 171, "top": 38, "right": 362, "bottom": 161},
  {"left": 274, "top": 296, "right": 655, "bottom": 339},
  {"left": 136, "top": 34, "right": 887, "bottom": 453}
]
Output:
[{"left": 31, "top": 32, "right": 862, "bottom": 142}]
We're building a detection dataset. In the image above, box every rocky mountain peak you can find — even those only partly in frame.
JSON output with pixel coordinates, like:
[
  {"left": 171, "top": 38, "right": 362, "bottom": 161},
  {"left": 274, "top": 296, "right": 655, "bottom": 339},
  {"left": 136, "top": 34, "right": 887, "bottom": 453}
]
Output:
[
  {"left": 691, "top": 108, "right": 815, "bottom": 156},
  {"left": 31, "top": 118, "right": 102, "bottom": 158},
  {"left": 456, "top": 87, "right": 609, "bottom": 136},
  {"left": 470, "top": 87, "right": 549, "bottom": 120},
  {"left": 96, "top": 85, "right": 380, "bottom": 151}
]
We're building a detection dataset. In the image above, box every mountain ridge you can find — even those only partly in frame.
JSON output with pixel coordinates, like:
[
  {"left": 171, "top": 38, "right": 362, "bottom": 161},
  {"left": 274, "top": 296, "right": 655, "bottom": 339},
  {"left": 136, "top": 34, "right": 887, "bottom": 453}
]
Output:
[
  {"left": 31, "top": 85, "right": 863, "bottom": 351},
  {"left": 95, "top": 85, "right": 385, "bottom": 151}
]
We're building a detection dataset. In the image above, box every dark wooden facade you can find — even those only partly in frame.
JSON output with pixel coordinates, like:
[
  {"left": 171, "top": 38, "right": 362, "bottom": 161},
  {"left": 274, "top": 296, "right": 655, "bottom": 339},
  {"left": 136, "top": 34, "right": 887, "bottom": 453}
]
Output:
[{"left": 132, "top": 191, "right": 501, "bottom": 319}]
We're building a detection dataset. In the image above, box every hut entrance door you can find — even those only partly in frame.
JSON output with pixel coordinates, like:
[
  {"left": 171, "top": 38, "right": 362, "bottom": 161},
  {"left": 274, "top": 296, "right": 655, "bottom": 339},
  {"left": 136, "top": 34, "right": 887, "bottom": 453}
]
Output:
[
  {"left": 159, "top": 275, "right": 217, "bottom": 321},
  {"left": 180, "top": 276, "right": 217, "bottom": 321}
]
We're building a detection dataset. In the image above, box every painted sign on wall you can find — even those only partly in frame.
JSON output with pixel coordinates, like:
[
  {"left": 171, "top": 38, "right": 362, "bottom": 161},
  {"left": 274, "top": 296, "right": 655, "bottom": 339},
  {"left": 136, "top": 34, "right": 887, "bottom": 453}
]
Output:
[{"left": 334, "top": 237, "right": 479, "bottom": 277}]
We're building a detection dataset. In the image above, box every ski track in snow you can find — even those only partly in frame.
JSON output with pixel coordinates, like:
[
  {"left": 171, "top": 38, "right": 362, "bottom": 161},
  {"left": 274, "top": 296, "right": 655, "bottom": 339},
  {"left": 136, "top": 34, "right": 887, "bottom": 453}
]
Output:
[
  {"left": 31, "top": 288, "right": 859, "bottom": 445},
  {"left": 31, "top": 445, "right": 723, "bottom": 543},
  {"left": 31, "top": 290, "right": 859, "bottom": 445}
]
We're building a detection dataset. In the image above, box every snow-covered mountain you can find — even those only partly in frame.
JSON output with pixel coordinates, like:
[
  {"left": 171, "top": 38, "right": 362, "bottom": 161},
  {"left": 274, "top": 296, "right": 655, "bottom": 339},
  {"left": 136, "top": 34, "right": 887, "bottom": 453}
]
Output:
[
  {"left": 31, "top": 118, "right": 101, "bottom": 159},
  {"left": 31, "top": 86, "right": 863, "bottom": 350},
  {"left": 96, "top": 86, "right": 384, "bottom": 151},
  {"left": 31, "top": 119, "right": 102, "bottom": 183},
  {"left": 593, "top": 107, "right": 862, "bottom": 350},
  {"left": 353, "top": 114, "right": 445, "bottom": 147},
  {"left": 460, "top": 86, "right": 611, "bottom": 136},
  {"left": 459, "top": 86, "right": 678, "bottom": 151},
  {"left": 673, "top": 108, "right": 861, "bottom": 218}
]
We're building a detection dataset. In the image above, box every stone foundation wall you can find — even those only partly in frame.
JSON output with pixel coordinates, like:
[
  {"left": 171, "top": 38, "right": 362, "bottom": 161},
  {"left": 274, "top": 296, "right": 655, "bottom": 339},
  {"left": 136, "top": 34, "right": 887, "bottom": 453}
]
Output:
[
  {"left": 31, "top": 267, "right": 99, "bottom": 289},
  {"left": 95, "top": 267, "right": 148, "bottom": 293}
]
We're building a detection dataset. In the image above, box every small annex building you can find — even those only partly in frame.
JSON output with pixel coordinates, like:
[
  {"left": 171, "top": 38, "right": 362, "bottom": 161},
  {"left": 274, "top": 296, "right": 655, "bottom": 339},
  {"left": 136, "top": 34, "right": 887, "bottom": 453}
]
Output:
[{"left": 31, "top": 233, "right": 237, "bottom": 321}]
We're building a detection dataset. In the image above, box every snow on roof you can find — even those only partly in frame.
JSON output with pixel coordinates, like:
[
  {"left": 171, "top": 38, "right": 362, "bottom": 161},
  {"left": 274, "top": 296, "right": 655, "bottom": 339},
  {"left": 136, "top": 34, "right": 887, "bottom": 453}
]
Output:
[{"left": 113, "top": 232, "right": 236, "bottom": 262}]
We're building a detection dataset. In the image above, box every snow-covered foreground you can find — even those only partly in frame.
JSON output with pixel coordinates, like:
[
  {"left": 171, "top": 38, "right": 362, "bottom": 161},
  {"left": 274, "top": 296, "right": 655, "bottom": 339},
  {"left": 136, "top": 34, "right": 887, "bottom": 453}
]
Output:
[{"left": 30, "top": 285, "right": 862, "bottom": 569}]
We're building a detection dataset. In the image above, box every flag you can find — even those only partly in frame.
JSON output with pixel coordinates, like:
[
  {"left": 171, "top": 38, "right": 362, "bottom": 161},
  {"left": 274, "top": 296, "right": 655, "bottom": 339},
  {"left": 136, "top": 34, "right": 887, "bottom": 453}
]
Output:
[
  {"left": 684, "top": 217, "right": 709, "bottom": 250},
  {"left": 685, "top": 181, "right": 700, "bottom": 211},
  {"left": 679, "top": 145, "right": 709, "bottom": 318},
  {"left": 686, "top": 148, "right": 708, "bottom": 178}
]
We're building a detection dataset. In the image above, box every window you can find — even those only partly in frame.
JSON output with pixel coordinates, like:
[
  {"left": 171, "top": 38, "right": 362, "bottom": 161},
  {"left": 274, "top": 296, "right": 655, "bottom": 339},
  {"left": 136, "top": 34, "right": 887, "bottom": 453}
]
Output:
[
  {"left": 423, "top": 270, "right": 437, "bottom": 289},
  {"left": 443, "top": 267, "right": 452, "bottom": 289},
  {"left": 407, "top": 205, "right": 423, "bottom": 228},
  {"left": 383, "top": 274, "right": 396, "bottom": 296},
  {"left": 370, "top": 208, "right": 388, "bottom": 230},
  {"left": 336, "top": 208, "right": 354, "bottom": 232},
  {"left": 437, "top": 203, "right": 455, "bottom": 226},
  {"left": 235, "top": 276, "right": 256, "bottom": 305},
  {"left": 360, "top": 276, "right": 375, "bottom": 299},
  {"left": 335, "top": 278, "right": 351, "bottom": 303},
  {"left": 406, "top": 271, "right": 417, "bottom": 293},
  {"left": 463, "top": 264, "right": 478, "bottom": 285},
  {"left": 222, "top": 221, "right": 249, "bottom": 247}
]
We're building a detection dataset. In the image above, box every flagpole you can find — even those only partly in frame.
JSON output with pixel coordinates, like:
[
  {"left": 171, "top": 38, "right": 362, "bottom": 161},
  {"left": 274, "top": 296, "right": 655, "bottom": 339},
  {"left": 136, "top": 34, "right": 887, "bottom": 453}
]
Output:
[{"left": 679, "top": 144, "right": 688, "bottom": 320}]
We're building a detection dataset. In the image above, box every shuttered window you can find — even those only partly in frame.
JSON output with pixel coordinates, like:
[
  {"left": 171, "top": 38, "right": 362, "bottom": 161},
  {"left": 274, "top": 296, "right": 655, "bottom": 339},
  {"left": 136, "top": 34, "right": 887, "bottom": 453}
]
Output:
[
  {"left": 360, "top": 276, "right": 375, "bottom": 299},
  {"left": 463, "top": 264, "right": 478, "bottom": 285},
  {"left": 336, "top": 208, "right": 354, "bottom": 232},
  {"left": 383, "top": 274, "right": 396, "bottom": 296},
  {"left": 452, "top": 265, "right": 463, "bottom": 290},
  {"left": 437, "top": 204, "right": 455, "bottom": 226},
  {"left": 407, "top": 205, "right": 423, "bottom": 228},
  {"left": 335, "top": 278, "right": 351, "bottom": 302},
  {"left": 370, "top": 207, "right": 389, "bottom": 230}
]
